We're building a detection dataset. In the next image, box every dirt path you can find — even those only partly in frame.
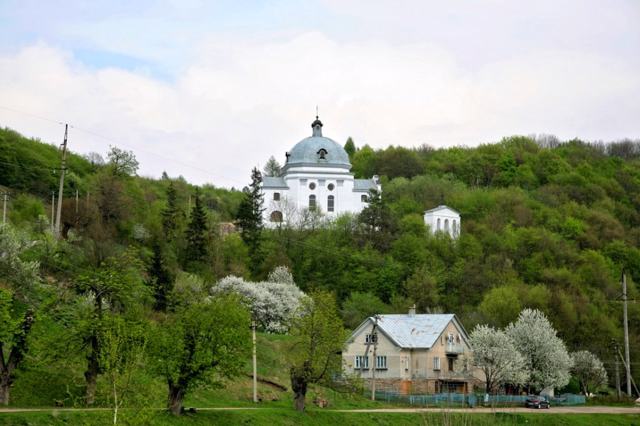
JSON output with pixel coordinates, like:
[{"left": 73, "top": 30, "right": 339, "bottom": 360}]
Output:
[{"left": 0, "top": 405, "right": 638, "bottom": 415}]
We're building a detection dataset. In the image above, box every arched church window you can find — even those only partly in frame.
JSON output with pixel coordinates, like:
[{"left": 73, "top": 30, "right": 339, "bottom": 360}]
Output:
[
  {"left": 317, "top": 148, "right": 328, "bottom": 160},
  {"left": 309, "top": 194, "right": 316, "bottom": 210},
  {"left": 361, "top": 194, "right": 368, "bottom": 203},
  {"left": 445, "top": 219, "right": 450, "bottom": 232},
  {"left": 453, "top": 219, "right": 458, "bottom": 235},
  {"left": 327, "top": 195, "right": 334, "bottom": 212},
  {"left": 309, "top": 182, "right": 316, "bottom": 190},
  {"left": 437, "top": 218, "right": 441, "bottom": 230},
  {"left": 270, "top": 211, "right": 283, "bottom": 223}
]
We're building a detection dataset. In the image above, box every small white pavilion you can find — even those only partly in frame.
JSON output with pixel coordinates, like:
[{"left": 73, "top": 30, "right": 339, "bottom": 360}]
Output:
[{"left": 424, "top": 205, "right": 460, "bottom": 238}]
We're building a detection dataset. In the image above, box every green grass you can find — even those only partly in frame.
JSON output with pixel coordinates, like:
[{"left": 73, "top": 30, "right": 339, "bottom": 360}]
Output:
[{"left": 1, "top": 410, "right": 639, "bottom": 426}]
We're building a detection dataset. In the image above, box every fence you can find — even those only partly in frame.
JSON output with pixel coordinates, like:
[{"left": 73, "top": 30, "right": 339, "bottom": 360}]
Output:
[{"left": 371, "top": 391, "right": 586, "bottom": 408}]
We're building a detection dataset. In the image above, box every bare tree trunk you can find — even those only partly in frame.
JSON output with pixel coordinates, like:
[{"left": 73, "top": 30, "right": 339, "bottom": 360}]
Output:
[
  {"left": 168, "top": 383, "right": 185, "bottom": 416},
  {"left": 85, "top": 334, "right": 100, "bottom": 405},
  {"left": 0, "top": 371, "right": 10, "bottom": 405},
  {"left": 291, "top": 372, "right": 307, "bottom": 412}
]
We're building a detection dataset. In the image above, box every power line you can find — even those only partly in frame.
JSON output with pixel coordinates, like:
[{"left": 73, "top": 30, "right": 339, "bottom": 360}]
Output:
[{"left": 0, "top": 104, "right": 250, "bottom": 188}]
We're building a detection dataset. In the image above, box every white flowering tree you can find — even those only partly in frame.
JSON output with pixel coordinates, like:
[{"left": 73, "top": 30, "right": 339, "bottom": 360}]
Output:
[
  {"left": 470, "top": 325, "right": 529, "bottom": 393},
  {"left": 506, "top": 309, "right": 572, "bottom": 392},
  {"left": 212, "top": 266, "right": 306, "bottom": 333},
  {"left": 571, "top": 350, "right": 608, "bottom": 395}
]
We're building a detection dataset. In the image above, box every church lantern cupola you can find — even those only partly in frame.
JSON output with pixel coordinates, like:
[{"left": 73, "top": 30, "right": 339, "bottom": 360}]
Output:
[{"left": 311, "top": 116, "right": 323, "bottom": 137}]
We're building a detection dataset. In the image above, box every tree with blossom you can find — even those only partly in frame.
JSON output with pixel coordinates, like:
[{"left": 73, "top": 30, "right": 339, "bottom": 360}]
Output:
[
  {"left": 212, "top": 266, "right": 306, "bottom": 333},
  {"left": 470, "top": 324, "right": 529, "bottom": 393},
  {"left": 571, "top": 350, "right": 608, "bottom": 395},
  {"left": 506, "top": 309, "right": 572, "bottom": 392}
]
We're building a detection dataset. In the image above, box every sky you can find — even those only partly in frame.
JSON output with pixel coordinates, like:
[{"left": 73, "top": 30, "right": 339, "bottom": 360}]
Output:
[{"left": 0, "top": 0, "right": 639, "bottom": 188}]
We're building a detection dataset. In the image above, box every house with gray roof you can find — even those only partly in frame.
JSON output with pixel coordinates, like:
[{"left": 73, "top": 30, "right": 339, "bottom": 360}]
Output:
[
  {"left": 343, "top": 307, "right": 482, "bottom": 394},
  {"left": 261, "top": 116, "right": 381, "bottom": 226}
]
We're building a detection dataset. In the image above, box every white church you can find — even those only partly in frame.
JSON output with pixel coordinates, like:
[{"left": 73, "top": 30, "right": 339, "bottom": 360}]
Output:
[
  {"left": 261, "top": 116, "right": 461, "bottom": 237},
  {"left": 262, "top": 117, "right": 381, "bottom": 226}
]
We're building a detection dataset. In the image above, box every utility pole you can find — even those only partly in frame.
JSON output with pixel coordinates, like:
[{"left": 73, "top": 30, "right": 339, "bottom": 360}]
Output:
[
  {"left": 51, "top": 192, "right": 55, "bottom": 232},
  {"left": 2, "top": 192, "right": 7, "bottom": 224},
  {"left": 371, "top": 316, "right": 379, "bottom": 401},
  {"left": 623, "top": 271, "right": 632, "bottom": 396},
  {"left": 54, "top": 124, "right": 68, "bottom": 238},
  {"left": 616, "top": 356, "right": 621, "bottom": 398},
  {"left": 252, "top": 320, "right": 258, "bottom": 403}
]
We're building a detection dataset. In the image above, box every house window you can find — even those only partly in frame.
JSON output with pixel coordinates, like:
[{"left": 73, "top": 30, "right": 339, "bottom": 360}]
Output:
[
  {"left": 453, "top": 219, "right": 458, "bottom": 236},
  {"left": 309, "top": 195, "right": 316, "bottom": 210},
  {"left": 445, "top": 218, "right": 450, "bottom": 232},
  {"left": 273, "top": 192, "right": 280, "bottom": 201},
  {"left": 270, "top": 211, "right": 283, "bottom": 223},
  {"left": 448, "top": 333, "right": 454, "bottom": 344},
  {"left": 448, "top": 357, "right": 454, "bottom": 372},
  {"left": 328, "top": 183, "right": 335, "bottom": 191},
  {"left": 327, "top": 195, "right": 334, "bottom": 212},
  {"left": 437, "top": 218, "right": 441, "bottom": 230},
  {"left": 376, "top": 356, "right": 387, "bottom": 370},
  {"left": 365, "top": 334, "right": 377, "bottom": 344},
  {"left": 433, "top": 357, "right": 441, "bottom": 371},
  {"left": 309, "top": 182, "right": 316, "bottom": 190},
  {"left": 361, "top": 194, "right": 368, "bottom": 202},
  {"left": 354, "top": 355, "right": 369, "bottom": 369}
]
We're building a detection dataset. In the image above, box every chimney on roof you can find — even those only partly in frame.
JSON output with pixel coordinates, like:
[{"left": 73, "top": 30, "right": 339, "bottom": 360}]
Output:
[{"left": 408, "top": 304, "right": 416, "bottom": 317}]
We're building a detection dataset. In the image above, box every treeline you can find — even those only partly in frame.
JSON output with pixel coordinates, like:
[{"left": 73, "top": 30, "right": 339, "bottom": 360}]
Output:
[{"left": 1, "top": 126, "right": 640, "bottom": 398}]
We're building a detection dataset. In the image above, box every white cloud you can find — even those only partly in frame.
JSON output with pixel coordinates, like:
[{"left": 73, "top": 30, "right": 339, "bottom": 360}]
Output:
[{"left": 0, "top": 29, "right": 638, "bottom": 188}]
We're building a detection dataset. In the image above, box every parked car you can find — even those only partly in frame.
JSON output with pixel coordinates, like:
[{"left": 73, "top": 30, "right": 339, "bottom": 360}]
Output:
[{"left": 525, "top": 395, "right": 550, "bottom": 409}]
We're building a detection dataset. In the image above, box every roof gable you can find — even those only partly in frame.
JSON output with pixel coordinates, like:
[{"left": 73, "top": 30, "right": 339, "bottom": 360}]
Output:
[
  {"left": 424, "top": 205, "right": 460, "bottom": 215},
  {"left": 349, "top": 314, "right": 468, "bottom": 349}
]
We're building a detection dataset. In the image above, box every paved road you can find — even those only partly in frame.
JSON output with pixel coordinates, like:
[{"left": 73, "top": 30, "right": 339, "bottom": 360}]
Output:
[{"left": 332, "top": 406, "right": 640, "bottom": 414}]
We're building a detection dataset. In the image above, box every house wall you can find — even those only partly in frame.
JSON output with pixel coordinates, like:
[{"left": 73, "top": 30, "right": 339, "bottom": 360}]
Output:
[{"left": 343, "top": 318, "right": 484, "bottom": 394}]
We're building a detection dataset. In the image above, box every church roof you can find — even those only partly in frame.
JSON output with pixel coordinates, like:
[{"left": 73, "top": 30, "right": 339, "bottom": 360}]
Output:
[
  {"left": 263, "top": 176, "right": 288, "bottom": 189},
  {"left": 354, "top": 179, "right": 378, "bottom": 192},
  {"left": 283, "top": 117, "right": 351, "bottom": 170}
]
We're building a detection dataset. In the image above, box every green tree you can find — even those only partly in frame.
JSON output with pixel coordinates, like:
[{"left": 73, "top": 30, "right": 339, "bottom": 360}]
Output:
[
  {"left": 161, "top": 181, "right": 181, "bottom": 240},
  {"left": 74, "top": 252, "right": 149, "bottom": 405},
  {"left": 263, "top": 156, "right": 282, "bottom": 177},
  {"left": 151, "top": 294, "right": 250, "bottom": 415},
  {"left": 107, "top": 146, "right": 139, "bottom": 177},
  {"left": 289, "top": 291, "right": 345, "bottom": 411},
  {"left": 0, "top": 225, "right": 41, "bottom": 405},
  {"left": 184, "top": 188, "right": 209, "bottom": 268},
  {"left": 344, "top": 137, "right": 356, "bottom": 158},
  {"left": 236, "top": 168, "right": 265, "bottom": 278},
  {"left": 148, "top": 241, "right": 173, "bottom": 311},
  {"left": 358, "top": 189, "right": 396, "bottom": 251},
  {"left": 341, "top": 292, "right": 389, "bottom": 329}
]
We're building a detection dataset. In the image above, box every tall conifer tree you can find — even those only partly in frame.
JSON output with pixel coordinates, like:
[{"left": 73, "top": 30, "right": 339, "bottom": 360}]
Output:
[
  {"left": 184, "top": 188, "right": 208, "bottom": 266},
  {"left": 236, "top": 167, "right": 265, "bottom": 277},
  {"left": 161, "top": 181, "right": 180, "bottom": 240}
]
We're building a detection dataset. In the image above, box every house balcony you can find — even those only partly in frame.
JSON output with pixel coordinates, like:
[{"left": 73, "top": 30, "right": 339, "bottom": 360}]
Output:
[{"left": 445, "top": 344, "right": 464, "bottom": 355}]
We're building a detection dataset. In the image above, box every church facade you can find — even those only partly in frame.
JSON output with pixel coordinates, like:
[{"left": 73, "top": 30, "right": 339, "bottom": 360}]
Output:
[{"left": 262, "top": 117, "right": 381, "bottom": 226}]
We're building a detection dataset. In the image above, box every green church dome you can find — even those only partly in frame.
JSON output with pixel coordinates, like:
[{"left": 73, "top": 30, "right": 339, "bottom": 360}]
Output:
[{"left": 284, "top": 117, "right": 351, "bottom": 169}]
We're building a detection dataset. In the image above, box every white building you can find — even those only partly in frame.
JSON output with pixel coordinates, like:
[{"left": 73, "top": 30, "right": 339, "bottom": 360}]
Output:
[
  {"left": 424, "top": 205, "right": 461, "bottom": 238},
  {"left": 262, "top": 117, "right": 381, "bottom": 226}
]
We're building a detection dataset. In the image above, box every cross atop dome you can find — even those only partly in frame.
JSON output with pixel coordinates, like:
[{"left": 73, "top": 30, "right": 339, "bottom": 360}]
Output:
[{"left": 311, "top": 107, "right": 323, "bottom": 137}]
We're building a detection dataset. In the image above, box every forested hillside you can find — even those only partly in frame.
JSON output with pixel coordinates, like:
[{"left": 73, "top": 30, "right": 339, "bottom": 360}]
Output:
[{"left": 1, "top": 125, "right": 639, "bottom": 406}]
